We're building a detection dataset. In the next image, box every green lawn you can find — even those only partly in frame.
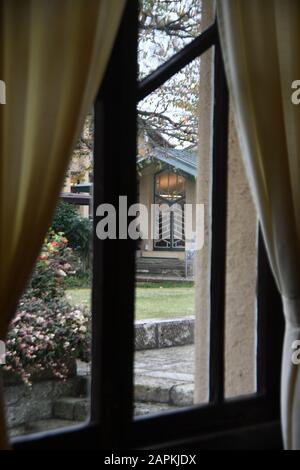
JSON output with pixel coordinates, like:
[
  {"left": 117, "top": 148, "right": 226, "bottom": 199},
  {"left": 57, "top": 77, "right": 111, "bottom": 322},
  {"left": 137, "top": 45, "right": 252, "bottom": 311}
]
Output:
[{"left": 66, "top": 282, "right": 195, "bottom": 320}]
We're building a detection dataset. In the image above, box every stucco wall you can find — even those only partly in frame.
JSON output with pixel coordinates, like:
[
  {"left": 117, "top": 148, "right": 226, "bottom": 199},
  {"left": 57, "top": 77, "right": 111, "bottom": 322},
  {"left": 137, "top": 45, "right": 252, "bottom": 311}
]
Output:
[
  {"left": 194, "top": 0, "right": 215, "bottom": 403},
  {"left": 194, "top": 0, "right": 257, "bottom": 402},
  {"left": 138, "top": 163, "right": 156, "bottom": 252},
  {"left": 225, "top": 108, "right": 257, "bottom": 398}
]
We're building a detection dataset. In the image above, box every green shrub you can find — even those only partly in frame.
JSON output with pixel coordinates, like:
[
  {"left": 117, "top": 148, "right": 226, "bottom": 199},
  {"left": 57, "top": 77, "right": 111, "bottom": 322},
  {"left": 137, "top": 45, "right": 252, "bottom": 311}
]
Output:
[
  {"left": 5, "top": 232, "right": 91, "bottom": 385},
  {"left": 63, "top": 273, "right": 91, "bottom": 289},
  {"left": 50, "top": 201, "right": 92, "bottom": 272},
  {"left": 29, "top": 231, "right": 75, "bottom": 301},
  {"left": 50, "top": 201, "right": 78, "bottom": 234}
]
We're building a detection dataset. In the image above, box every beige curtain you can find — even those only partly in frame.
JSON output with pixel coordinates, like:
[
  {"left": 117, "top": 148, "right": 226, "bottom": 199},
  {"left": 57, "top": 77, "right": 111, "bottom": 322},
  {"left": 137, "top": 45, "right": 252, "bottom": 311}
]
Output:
[
  {"left": 217, "top": 0, "right": 300, "bottom": 450},
  {"left": 0, "top": 0, "right": 125, "bottom": 449}
]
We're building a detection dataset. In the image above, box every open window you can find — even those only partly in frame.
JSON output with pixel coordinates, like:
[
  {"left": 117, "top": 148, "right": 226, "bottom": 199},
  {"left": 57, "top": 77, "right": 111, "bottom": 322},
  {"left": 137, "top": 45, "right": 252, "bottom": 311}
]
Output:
[{"left": 12, "top": 0, "right": 284, "bottom": 450}]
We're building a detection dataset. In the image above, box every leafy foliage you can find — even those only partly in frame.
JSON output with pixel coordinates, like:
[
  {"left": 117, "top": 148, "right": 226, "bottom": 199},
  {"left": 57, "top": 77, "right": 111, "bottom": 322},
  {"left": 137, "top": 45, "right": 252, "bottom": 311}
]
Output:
[
  {"left": 138, "top": 0, "right": 201, "bottom": 147},
  {"left": 29, "top": 232, "right": 74, "bottom": 301},
  {"left": 70, "top": 113, "right": 93, "bottom": 184},
  {"left": 5, "top": 298, "right": 90, "bottom": 385},
  {"left": 65, "top": 1, "right": 202, "bottom": 185},
  {"left": 50, "top": 201, "right": 92, "bottom": 273},
  {"left": 4, "top": 233, "right": 91, "bottom": 385}
]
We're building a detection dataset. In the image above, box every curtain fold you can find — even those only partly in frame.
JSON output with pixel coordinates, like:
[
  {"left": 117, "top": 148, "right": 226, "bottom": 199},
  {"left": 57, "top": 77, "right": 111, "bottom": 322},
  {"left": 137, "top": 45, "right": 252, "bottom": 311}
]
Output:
[
  {"left": 0, "top": 0, "right": 125, "bottom": 449},
  {"left": 217, "top": 0, "right": 300, "bottom": 450}
]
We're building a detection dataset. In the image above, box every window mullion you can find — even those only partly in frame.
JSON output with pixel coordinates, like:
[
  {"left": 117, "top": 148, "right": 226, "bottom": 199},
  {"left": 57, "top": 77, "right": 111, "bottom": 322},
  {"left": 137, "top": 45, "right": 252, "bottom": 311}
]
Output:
[
  {"left": 209, "top": 39, "right": 229, "bottom": 404},
  {"left": 91, "top": 0, "right": 138, "bottom": 448}
]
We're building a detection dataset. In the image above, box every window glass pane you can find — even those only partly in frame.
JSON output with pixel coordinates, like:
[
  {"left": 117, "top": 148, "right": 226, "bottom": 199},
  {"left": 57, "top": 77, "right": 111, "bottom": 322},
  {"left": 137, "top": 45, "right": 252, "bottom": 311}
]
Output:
[
  {"left": 135, "top": 49, "right": 203, "bottom": 415},
  {"left": 136, "top": 0, "right": 258, "bottom": 414},
  {"left": 5, "top": 115, "right": 92, "bottom": 439}
]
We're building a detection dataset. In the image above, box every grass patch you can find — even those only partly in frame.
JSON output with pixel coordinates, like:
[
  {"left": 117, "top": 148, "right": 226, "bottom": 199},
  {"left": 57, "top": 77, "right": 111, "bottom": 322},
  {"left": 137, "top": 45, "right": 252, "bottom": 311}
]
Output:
[
  {"left": 64, "top": 274, "right": 91, "bottom": 289},
  {"left": 66, "top": 283, "right": 195, "bottom": 320},
  {"left": 135, "top": 285, "right": 194, "bottom": 320},
  {"left": 136, "top": 281, "right": 194, "bottom": 289}
]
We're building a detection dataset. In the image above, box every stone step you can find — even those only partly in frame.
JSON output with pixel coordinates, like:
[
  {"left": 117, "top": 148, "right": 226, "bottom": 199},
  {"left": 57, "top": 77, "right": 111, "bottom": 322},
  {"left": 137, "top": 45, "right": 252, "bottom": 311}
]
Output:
[
  {"left": 136, "top": 269, "right": 185, "bottom": 277},
  {"left": 53, "top": 396, "right": 181, "bottom": 424},
  {"left": 134, "top": 375, "right": 194, "bottom": 407},
  {"left": 134, "top": 402, "right": 177, "bottom": 416},
  {"left": 10, "top": 419, "right": 81, "bottom": 438},
  {"left": 137, "top": 258, "right": 184, "bottom": 266},
  {"left": 53, "top": 377, "right": 193, "bottom": 424},
  {"left": 136, "top": 258, "right": 187, "bottom": 277},
  {"left": 53, "top": 397, "right": 89, "bottom": 422},
  {"left": 10, "top": 380, "right": 193, "bottom": 436},
  {"left": 136, "top": 275, "right": 193, "bottom": 283},
  {"left": 11, "top": 403, "right": 177, "bottom": 437}
]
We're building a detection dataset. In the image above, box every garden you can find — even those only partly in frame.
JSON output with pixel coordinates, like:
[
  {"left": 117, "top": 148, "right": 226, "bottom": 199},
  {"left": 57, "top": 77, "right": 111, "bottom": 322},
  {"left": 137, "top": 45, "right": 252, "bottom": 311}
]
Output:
[
  {"left": 4, "top": 201, "right": 195, "bottom": 386},
  {"left": 1, "top": 201, "right": 196, "bottom": 437},
  {"left": 4, "top": 202, "right": 91, "bottom": 385}
]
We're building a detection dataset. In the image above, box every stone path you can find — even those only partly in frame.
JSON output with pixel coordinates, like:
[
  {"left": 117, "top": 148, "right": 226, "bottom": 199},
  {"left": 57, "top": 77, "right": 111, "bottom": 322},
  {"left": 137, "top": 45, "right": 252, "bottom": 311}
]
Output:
[
  {"left": 134, "top": 345, "right": 194, "bottom": 412},
  {"left": 10, "top": 345, "right": 195, "bottom": 437}
]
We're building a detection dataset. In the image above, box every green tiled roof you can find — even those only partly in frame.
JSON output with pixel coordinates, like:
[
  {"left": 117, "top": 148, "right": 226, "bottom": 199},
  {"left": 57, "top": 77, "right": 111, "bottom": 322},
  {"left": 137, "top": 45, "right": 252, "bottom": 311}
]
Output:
[{"left": 137, "top": 146, "right": 197, "bottom": 178}]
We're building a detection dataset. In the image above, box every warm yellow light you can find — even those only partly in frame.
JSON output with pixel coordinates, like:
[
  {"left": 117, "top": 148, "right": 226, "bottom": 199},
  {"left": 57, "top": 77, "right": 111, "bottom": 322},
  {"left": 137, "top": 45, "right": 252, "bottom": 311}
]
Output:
[{"left": 156, "top": 171, "right": 185, "bottom": 201}]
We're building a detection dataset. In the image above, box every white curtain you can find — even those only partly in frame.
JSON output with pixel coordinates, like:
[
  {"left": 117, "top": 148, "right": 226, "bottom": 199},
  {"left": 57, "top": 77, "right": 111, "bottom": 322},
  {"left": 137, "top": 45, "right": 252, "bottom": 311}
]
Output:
[
  {"left": 0, "top": 0, "right": 125, "bottom": 449},
  {"left": 217, "top": 0, "right": 300, "bottom": 450}
]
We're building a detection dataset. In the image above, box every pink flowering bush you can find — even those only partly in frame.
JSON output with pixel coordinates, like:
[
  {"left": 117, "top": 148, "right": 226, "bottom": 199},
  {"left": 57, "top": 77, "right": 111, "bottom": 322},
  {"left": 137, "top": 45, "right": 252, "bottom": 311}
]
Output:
[
  {"left": 31, "top": 232, "right": 76, "bottom": 301},
  {"left": 4, "top": 232, "right": 91, "bottom": 385}
]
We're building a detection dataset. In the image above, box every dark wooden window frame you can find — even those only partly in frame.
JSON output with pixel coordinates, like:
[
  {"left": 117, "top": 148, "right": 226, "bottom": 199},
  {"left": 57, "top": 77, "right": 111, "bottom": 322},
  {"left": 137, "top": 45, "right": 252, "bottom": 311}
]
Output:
[{"left": 13, "top": 0, "right": 284, "bottom": 450}]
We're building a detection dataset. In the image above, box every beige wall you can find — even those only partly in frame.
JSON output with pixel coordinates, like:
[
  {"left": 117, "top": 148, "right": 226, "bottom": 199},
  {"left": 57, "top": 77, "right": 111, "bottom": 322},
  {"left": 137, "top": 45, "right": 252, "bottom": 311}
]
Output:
[
  {"left": 185, "top": 178, "right": 197, "bottom": 251},
  {"left": 138, "top": 164, "right": 155, "bottom": 252},
  {"left": 194, "top": 0, "right": 257, "bottom": 402},
  {"left": 194, "top": 0, "right": 215, "bottom": 404},
  {"left": 225, "top": 108, "right": 257, "bottom": 398}
]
